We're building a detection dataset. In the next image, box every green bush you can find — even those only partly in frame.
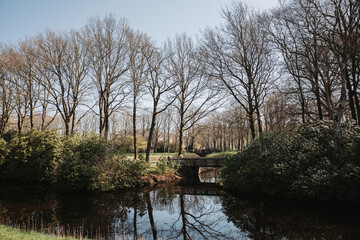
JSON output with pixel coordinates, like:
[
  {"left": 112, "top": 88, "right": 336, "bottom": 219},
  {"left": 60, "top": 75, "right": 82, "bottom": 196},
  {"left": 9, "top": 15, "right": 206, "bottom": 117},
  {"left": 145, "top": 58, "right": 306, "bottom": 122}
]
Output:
[
  {"left": 0, "top": 129, "right": 187, "bottom": 192},
  {"left": 91, "top": 157, "right": 148, "bottom": 191},
  {"left": 222, "top": 132, "right": 291, "bottom": 196},
  {"left": 0, "top": 138, "right": 8, "bottom": 165},
  {"left": 0, "top": 138, "right": 9, "bottom": 170},
  {"left": 156, "top": 157, "right": 168, "bottom": 174},
  {"left": 0, "top": 131, "right": 150, "bottom": 191},
  {"left": 222, "top": 121, "right": 360, "bottom": 202},
  {"left": 56, "top": 135, "right": 146, "bottom": 192},
  {"left": 2, "top": 130, "right": 61, "bottom": 183},
  {"left": 0, "top": 129, "right": 18, "bottom": 142},
  {"left": 112, "top": 135, "right": 147, "bottom": 153},
  {"left": 155, "top": 157, "right": 178, "bottom": 174}
]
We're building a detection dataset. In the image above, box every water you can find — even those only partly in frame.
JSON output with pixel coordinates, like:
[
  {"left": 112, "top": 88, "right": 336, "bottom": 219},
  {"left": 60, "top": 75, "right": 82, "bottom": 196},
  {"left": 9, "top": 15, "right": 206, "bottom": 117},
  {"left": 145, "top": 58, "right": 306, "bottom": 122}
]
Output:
[{"left": 0, "top": 170, "right": 360, "bottom": 240}]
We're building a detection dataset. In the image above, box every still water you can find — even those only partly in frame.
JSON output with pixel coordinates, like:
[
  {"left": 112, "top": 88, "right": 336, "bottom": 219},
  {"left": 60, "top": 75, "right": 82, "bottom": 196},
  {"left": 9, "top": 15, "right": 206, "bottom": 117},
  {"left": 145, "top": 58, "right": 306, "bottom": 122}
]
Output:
[{"left": 0, "top": 170, "right": 360, "bottom": 240}]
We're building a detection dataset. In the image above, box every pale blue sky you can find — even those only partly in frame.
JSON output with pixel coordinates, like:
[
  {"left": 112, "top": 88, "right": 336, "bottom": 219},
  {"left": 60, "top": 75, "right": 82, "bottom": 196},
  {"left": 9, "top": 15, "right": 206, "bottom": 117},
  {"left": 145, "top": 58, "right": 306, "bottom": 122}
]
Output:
[{"left": 0, "top": 0, "right": 279, "bottom": 45}]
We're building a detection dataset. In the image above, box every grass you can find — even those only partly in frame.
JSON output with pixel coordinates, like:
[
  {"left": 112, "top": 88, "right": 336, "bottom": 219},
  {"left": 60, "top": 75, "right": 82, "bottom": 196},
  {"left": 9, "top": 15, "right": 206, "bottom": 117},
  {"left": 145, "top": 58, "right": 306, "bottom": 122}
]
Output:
[
  {"left": 205, "top": 151, "right": 238, "bottom": 158},
  {"left": 0, "top": 225, "right": 80, "bottom": 240}
]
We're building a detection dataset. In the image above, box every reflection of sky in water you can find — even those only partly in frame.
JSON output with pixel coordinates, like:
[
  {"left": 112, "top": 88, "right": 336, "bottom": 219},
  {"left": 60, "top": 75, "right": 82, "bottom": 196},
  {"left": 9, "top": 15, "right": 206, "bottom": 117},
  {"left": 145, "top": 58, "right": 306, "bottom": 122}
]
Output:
[
  {"left": 114, "top": 191, "right": 246, "bottom": 240},
  {"left": 1, "top": 180, "right": 360, "bottom": 240}
]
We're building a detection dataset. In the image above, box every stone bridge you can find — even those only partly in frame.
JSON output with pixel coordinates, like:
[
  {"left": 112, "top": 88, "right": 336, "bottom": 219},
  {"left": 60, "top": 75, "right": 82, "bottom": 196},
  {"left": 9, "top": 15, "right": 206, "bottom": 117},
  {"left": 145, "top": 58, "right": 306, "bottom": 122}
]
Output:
[
  {"left": 172, "top": 157, "right": 225, "bottom": 181},
  {"left": 173, "top": 157, "right": 225, "bottom": 167}
]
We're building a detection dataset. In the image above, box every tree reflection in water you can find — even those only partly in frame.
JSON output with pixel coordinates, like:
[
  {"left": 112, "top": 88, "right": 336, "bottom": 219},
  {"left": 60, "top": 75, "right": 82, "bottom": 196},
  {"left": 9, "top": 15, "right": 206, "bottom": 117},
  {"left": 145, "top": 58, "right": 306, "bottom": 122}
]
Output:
[
  {"left": 1, "top": 183, "right": 360, "bottom": 239},
  {"left": 172, "top": 193, "right": 236, "bottom": 240},
  {"left": 137, "top": 186, "right": 236, "bottom": 240},
  {"left": 222, "top": 194, "right": 360, "bottom": 240}
]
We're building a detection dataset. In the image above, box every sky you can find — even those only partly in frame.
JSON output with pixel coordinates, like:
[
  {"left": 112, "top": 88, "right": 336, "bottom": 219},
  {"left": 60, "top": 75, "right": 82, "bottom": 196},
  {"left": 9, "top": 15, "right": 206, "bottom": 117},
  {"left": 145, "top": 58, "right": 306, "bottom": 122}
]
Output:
[{"left": 0, "top": 0, "right": 279, "bottom": 45}]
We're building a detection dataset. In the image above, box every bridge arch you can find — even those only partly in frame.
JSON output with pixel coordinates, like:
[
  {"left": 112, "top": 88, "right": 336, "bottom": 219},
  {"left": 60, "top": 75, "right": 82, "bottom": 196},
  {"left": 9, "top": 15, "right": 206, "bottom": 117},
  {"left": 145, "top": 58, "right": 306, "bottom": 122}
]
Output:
[{"left": 173, "top": 157, "right": 225, "bottom": 182}]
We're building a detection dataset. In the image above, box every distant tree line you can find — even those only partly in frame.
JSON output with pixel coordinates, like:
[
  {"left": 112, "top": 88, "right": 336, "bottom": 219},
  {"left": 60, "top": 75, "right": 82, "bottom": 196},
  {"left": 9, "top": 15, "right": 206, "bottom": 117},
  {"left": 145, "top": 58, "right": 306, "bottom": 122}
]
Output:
[{"left": 0, "top": 0, "right": 359, "bottom": 158}]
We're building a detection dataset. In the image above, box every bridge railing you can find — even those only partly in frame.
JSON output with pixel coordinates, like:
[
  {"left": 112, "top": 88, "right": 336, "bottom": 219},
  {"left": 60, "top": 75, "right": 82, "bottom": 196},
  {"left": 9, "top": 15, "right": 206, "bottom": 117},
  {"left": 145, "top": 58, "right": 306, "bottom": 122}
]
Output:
[{"left": 172, "top": 157, "right": 225, "bottom": 167}]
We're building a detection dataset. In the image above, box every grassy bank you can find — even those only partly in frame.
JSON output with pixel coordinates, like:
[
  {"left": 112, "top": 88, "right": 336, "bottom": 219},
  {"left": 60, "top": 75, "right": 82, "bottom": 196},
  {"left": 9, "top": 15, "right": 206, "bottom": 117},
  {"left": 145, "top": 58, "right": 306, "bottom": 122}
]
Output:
[{"left": 0, "top": 225, "right": 80, "bottom": 240}]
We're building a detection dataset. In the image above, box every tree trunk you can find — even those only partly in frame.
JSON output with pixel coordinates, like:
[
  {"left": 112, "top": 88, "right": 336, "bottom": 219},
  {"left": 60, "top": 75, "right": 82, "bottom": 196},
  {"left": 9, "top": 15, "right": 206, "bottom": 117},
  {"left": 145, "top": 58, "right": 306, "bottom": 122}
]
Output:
[
  {"left": 104, "top": 113, "right": 109, "bottom": 141},
  {"left": 332, "top": 119, "right": 342, "bottom": 155},
  {"left": 351, "top": 59, "right": 360, "bottom": 124},
  {"left": 354, "top": 90, "right": 360, "bottom": 125},
  {"left": 146, "top": 192, "right": 157, "bottom": 240},
  {"left": 71, "top": 111, "right": 76, "bottom": 134},
  {"left": 29, "top": 103, "right": 34, "bottom": 130},
  {"left": 333, "top": 61, "right": 348, "bottom": 155},
  {"left": 145, "top": 109, "right": 157, "bottom": 163},
  {"left": 103, "top": 94, "right": 110, "bottom": 140},
  {"left": 133, "top": 205, "right": 137, "bottom": 240},
  {"left": 154, "top": 129, "right": 159, "bottom": 153},
  {"left": 313, "top": 70, "right": 323, "bottom": 121},
  {"left": 41, "top": 103, "right": 47, "bottom": 130},
  {"left": 167, "top": 121, "right": 171, "bottom": 153},
  {"left": 64, "top": 118, "right": 70, "bottom": 136},
  {"left": 178, "top": 123, "right": 184, "bottom": 156},
  {"left": 248, "top": 112, "right": 256, "bottom": 139},
  {"left": 299, "top": 86, "right": 306, "bottom": 123},
  {"left": 256, "top": 107, "right": 263, "bottom": 134},
  {"left": 346, "top": 75, "right": 357, "bottom": 121},
  {"left": 99, "top": 96, "right": 104, "bottom": 138},
  {"left": 133, "top": 99, "right": 137, "bottom": 160},
  {"left": 178, "top": 100, "right": 185, "bottom": 156},
  {"left": 17, "top": 113, "right": 22, "bottom": 133},
  {"left": 180, "top": 194, "right": 187, "bottom": 240}
]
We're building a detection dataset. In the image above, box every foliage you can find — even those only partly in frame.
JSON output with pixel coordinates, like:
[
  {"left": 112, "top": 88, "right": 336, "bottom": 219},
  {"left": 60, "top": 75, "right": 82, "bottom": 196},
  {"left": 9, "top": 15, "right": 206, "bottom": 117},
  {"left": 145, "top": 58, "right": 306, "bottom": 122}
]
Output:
[
  {"left": 113, "top": 135, "right": 147, "bottom": 153},
  {"left": 91, "top": 157, "right": 148, "bottom": 191},
  {"left": 56, "top": 134, "right": 147, "bottom": 192},
  {"left": 0, "top": 138, "right": 8, "bottom": 165},
  {"left": 0, "top": 130, "right": 18, "bottom": 143},
  {"left": 155, "top": 140, "right": 177, "bottom": 153},
  {"left": 0, "top": 131, "right": 149, "bottom": 192},
  {"left": 1, "top": 130, "right": 61, "bottom": 183},
  {"left": 156, "top": 157, "right": 167, "bottom": 173},
  {"left": 138, "top": 153, "right": 146, "bottom": 161},
  {"left": 155, "top": 157, "right": 178, "bottom": 174},
  {"left": 222, "top": 121, "right": 360, "bottom": 202}
]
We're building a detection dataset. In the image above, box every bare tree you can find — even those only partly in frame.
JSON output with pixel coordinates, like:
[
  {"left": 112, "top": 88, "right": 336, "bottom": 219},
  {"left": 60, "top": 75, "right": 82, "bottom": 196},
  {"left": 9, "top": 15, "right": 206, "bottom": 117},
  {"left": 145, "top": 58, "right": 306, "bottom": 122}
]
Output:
[
  {"left": 63, "top": 30, "right": 92, "bottom": 133},
  {"left": 269, "top": 11, "right": 312, "bottom": 124},
  {"left": 85, "top": 15, "right": 130, "bottom": 140},
  {"left": 142, "top": 43, "right": 177, "bottom": 162},
  {"left": 0, "top": 47, "right": 14, "bottom": 133},
  {"left": 128, "top": 30, "right": 150, "bottom": 159},
  {"left": 273, "top": 0, "right": 360, "bottom": 152},
  {"left": 167, "top": 34, "right": 220, "bottom": 156},
  {"left": 200, "top": 3, "right": 276, "bottom": 139},
  {"left": 309, "top": 0, "right": 359, "bottom": 152},
  {"left": 12, "top": 56, "right": 29, "bottom": 132},
  {"left": 37, "top": 30, "right": 90, "bottom": 135},
  {"left": 1, "top": 47, "right": 28, "bottom": 132},
  {"left": 13, "top": 39, "right": 42, "bottom": 130},
  {"left": 23, "top": 35, "right": 60, "bottom": 131}
]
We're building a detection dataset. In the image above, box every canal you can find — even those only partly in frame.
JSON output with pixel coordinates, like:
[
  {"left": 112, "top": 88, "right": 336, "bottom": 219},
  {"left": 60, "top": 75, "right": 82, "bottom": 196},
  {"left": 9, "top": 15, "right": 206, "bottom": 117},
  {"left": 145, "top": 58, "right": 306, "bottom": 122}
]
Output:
[{"left": 0, "top": 169, "right": 360, "bottom": 239}]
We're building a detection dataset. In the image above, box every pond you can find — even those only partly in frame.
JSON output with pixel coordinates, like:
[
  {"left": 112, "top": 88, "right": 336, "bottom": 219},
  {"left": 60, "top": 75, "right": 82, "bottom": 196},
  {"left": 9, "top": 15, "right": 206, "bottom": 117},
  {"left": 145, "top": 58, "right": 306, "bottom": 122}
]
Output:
[{"left": 0, "top": 169, "right": 360, "bottom": 240}]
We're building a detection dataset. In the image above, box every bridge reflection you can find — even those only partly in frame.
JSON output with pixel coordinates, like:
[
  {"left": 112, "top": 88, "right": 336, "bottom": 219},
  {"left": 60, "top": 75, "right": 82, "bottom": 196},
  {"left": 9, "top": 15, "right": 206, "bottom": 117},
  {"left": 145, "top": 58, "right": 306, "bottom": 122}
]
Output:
[{"left": 175, "top": 184, "right": 224, "bottom": 196}]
